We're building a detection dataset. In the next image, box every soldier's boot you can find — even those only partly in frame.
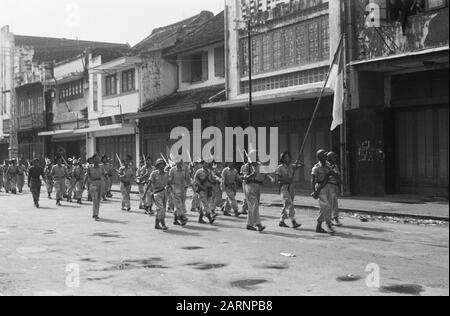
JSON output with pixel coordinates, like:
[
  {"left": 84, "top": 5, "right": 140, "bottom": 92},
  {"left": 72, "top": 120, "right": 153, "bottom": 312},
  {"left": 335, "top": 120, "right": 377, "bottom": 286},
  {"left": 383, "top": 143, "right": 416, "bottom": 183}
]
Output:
[
  {"left": 206, "top": 214, "right": 216, "bottom": 225},
  {"left": 173, "top": 214, "right": 181, "bottom": 226},
  {"left": 316, "top": 222, "right": 328, "bottom": 234},
  {"left": 292, "top": 220, "right": 302, "bottom": 229},
  {"left": 326, "top": 222, "right": 336, "bottom": 234},
  {"left": 155, "top": 219, "right": 163, "bottom": 230},
  {"left": 333, "top": 217, "right": 343, "bottom": 227},
  {"left": 198, "top": 213, "right": 207, "bottom": 224},
  {"left": 257, "top": 224, "right": 266, "bottom": 233},
  {"left": 161, "top": 220, "right": 169, "bottom": 231}
]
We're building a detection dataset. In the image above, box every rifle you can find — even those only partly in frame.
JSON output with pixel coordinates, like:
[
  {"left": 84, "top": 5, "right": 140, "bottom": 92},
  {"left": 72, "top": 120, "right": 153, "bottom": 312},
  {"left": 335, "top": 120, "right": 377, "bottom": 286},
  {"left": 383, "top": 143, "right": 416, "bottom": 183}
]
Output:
[
  {"left": 116, "top": 154, "right": 124, "bottom": 168},
  {"left": 311, "top": 167, "right": 340, "bottom": 199}
]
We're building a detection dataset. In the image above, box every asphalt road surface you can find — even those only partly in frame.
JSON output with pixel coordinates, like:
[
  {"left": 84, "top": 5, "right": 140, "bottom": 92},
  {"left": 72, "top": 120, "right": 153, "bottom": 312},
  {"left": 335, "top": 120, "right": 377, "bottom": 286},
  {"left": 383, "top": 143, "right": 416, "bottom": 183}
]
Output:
[{"left": 0, "top": 189, "right": 448, "bottom": 296}]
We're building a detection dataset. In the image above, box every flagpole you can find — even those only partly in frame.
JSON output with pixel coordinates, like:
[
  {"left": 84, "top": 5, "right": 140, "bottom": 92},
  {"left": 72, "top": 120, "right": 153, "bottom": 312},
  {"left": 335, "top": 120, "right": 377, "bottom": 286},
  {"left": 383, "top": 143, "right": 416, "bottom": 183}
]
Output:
[
  {"left": 340, "top": 0, "right": 351, "bottom": 197},
  {"left": 294, "top": 35, "right": 344, "bottom": 168}
]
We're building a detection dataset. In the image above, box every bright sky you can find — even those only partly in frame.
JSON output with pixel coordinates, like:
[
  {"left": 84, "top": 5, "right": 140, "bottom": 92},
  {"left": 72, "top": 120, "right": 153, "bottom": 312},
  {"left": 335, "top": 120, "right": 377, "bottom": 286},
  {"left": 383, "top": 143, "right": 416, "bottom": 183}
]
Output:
[{"left": 0, "top": 0, "right": 225, "bottom": 46}]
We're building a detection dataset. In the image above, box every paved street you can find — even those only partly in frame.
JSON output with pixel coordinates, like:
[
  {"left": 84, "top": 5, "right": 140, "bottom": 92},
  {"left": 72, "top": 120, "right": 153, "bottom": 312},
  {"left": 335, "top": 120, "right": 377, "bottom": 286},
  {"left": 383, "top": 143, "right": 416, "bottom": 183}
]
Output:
[{"left": 0, "top": 188, "right": 448, "bottom": 296}]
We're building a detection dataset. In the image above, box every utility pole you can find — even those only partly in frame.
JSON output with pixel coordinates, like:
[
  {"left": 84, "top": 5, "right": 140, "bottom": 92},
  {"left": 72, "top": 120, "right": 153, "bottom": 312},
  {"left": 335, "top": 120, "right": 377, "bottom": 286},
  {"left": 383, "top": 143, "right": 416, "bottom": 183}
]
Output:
[
  {"left": 8, "top": 33, "right": 18, "bottom": 160},
  {"left": 247, "top": 19, "right": 253, "bottom": 127}
]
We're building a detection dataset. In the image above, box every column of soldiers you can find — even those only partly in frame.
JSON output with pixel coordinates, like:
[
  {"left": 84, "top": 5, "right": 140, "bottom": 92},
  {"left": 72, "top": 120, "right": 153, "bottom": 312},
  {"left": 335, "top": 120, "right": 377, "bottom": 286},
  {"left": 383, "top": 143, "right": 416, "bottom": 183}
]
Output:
[{"left": 1, "top": 148, "right": 342, "bottom": 235}]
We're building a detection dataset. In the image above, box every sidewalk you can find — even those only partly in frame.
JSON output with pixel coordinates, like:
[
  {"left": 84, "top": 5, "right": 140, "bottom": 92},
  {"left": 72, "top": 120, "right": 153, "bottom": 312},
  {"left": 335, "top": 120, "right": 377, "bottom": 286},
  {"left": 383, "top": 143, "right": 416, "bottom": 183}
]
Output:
[{"left": 111, "top": 184, "right": 449, "bottom": 221}]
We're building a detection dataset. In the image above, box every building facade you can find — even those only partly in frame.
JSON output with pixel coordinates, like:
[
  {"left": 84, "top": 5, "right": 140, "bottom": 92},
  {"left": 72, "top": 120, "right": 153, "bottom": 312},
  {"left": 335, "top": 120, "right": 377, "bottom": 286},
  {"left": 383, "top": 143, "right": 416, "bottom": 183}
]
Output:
[
  {"left": 126, "top": 11, "right": 224, "bottom": 163},
  {"left": 345, "top": 0, "right": 449, "bottom": 197},
  {"left": 204, "top": 0, "right": 341, "bottom": 190},
  {"left": 86, "top": 55, "right": 143, "bottom": 167}
]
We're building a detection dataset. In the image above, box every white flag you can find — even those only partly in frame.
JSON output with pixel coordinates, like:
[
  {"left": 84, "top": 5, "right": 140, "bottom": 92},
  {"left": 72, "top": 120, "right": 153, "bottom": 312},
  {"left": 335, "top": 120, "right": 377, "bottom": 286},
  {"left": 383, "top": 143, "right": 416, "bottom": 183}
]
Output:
[{"left": 326, "top": 42, "right": 344, "bottom": 131}]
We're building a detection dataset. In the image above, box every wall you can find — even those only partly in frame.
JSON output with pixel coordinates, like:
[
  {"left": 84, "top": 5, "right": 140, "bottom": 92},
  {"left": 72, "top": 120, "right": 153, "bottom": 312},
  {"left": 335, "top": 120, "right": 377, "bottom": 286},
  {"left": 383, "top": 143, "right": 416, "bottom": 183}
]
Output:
[
  {"left": 141, "top": 50, "right": 178, "bottom": 104},
  {"left": 352, "top": 1, "right": 449, "bottom": 61},
  {"left": 51, "top": 56, "right": 89, "bottom": 126},
  {"left": 225, "top": 0, "right": 339, "bottom": 100}
]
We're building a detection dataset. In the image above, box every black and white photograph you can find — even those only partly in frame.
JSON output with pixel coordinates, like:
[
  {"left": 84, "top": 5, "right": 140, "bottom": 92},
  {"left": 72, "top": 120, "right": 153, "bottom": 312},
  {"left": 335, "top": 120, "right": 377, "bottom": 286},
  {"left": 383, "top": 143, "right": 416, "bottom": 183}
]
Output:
[{"left": 0, "top": 0, "right": 448, "bottom": 299}]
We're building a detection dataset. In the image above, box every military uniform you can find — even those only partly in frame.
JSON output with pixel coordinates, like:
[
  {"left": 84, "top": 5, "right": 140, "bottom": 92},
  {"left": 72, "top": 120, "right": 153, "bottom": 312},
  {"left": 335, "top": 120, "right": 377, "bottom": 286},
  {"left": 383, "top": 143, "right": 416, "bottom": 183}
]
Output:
[
  {"left": 137, "top": 164, "right": 151, "bottom": 209},
  {"left": 6, "top": 163, "right": 18, "bottom": 194},
  {"left": 169, "top": 164, "right": 190, "bottom": 223},
  {"left": 239, "top": 164, "right": 249, "bottom": 214},
  {"left": 276, "top": 164, "right": 298, "bottom": 224},
  {"left": 221, "top": 166, "right": 240, "bottom": 215},
  {"left": 50, "top": 164, "right": 69, "bottom": 205},
  {"left": 73, "top": 164, "right": 86, "bottom": 203},
  {"left": 311, "top": 162, "right": 333, "bottom": 225},
  {"left": 0, "top": 164, "right": 4, "bottom": 192},
  {"left": 28, "top": 165, "right": 45, "bottom": 207},
  {"left": 85, "top": 165, "right": 105, "bottom": 219},
  {"left": 119, "top": 165, "right": 134, "bottom": 211},
  {"left": 149, "top": 168, "right": 170, "bottom": 229},
  {"left": 328, "top": 163, "right": 341, "bottom": 221},
  {"left": 194, "top": 167, "right": 217, "bottom": 224},
  {"left": 104, "top": 162, "right": 114, "bottom": 197},
  {"left": 242, "top": 163, "right": 265, "bottom": 229},
  {"left": 16, "top": 163, "right": 27, "bottom": 193},
  {"left": 44, "top": 163, "right": 53, "bottom": 198},
  {"left": 65, "top": 164, "right": 75, "bottom": 202}
]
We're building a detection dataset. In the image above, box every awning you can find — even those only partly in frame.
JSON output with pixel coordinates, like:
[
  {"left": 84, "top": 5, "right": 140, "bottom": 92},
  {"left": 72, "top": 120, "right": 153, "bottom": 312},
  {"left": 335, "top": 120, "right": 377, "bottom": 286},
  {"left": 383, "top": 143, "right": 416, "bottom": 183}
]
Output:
[
  {"left": 90, "top": 56, "right": 142, "bottom": 74},
  {"left": 73, "top": 123, "right": 126, "bottom": 134},
  {"left": 127, "top": 85, "right": 226, "bottom": 120},
  {"left": 348, "top": 46, "right": 449, "bottom": 72},
  {"left": 38, "top": 129, "right": 74, "bottom": 136},
  {"left": 203, "top": 83, "right": 330, "bottom": 109}
]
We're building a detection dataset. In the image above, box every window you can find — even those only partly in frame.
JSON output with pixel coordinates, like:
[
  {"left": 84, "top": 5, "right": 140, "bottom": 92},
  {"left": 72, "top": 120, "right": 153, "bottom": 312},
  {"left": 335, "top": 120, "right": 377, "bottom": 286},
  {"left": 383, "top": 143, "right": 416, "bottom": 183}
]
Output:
[
  {"left": 121, "top": 69, "right": 135, "bottom": 93},
  {"left": 59, "top": 79, "right": 84, "bottom": 102},
  {"left": 105, "top": 74, "right": 118, "bottom": 96},
  {"left": 214, "top": 47, "right": 225, "bottom": 78},
  {"left": 181, "top": 52, "right": 209, "bottom": 83}
]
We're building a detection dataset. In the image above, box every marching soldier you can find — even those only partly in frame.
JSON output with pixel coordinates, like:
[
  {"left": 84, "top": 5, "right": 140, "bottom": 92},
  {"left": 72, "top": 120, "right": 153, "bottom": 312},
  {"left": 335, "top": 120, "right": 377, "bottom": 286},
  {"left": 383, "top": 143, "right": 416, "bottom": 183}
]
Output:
[
  {"left": 164, "top": 163, "right": 175, "bottom": 213},
  {"left": 84, "top": 154, "right": 105, "bottom": 221},
  {"left": 239, "top": 163, "right": 249, "bottom": 215},
  {"left": 241, "top": 152, "right": 267, "bottom": 233},
  {"left": 65, "top": 159, "right": 75, "bottom": 202},
  {"left": 44, "top": 158, "right": 54, "bottom": 199},
  {"left": 311, "top": 149, "right": 337, "bottom": 234},
  {"left": 16, "top": 159, "right": 27, "bottom": 193},
  {"left": 27, "top": 158, "right": 46, "bottom": 208},
  {"left": 100, "top": 156, "right": 109, "bottom": 202},
  {"left": 136, "top": 158, "right": 151, "bottom": 210},
  {"left": 118, "top": 155, "right": 134, "bottom": 212},
  {"left": 50, "top": 157, "right": 70, "bottom": 206},
  {"left": 0, "top": 161, "right": 4, "bottom": 192},
  {"left": 276, "top": 152, "right": 302, "bottom": 229},
  {"left": 194, "top": 161, "right": 218, "bottom": 225},
  {"left": 4, "top": 160, "right": 11, "bottom": 193},
  {"left": 86, "top": 157, "right": 94, "bottom": 202},
  {"left": 327, "top": 152, "right": 343, "bottom": 227},
  {"left": 169, "top": 157, "right": 190, "bottom": 226},
  {"left": 221, "top": 163, "right": 241, "bottom": 217},
  {"left": 72, "top": 159, "right": 86, "bottom": 204},
  {"left": 212, "top": 162, "right": 224, "bottom": 215},
  {"left": 6, "top": 160, "right": 19, "bottom": 194},
  {"left": 190, "top": 160, "right": 202, "bottom": 213},
  {"left": 148, "top": 158, "right": 171, "bottom": 231},
  {"left": 104, "top": 158, "right": 115, "bottom": 198}
]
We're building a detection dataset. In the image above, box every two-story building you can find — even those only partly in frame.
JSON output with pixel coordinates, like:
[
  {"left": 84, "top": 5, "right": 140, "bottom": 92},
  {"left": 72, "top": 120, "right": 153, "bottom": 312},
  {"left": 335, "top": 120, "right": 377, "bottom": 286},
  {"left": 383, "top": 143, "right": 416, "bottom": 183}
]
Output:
[
  {"left": 39, "top": 47, "right": 129, "bottom": 161},
  {"left": 126, "top": 11, "right": 226, "bottom": 162},
  {"left": 345, "top": 0, "right": 449, "bottom": 197},
  {"left": 202, "top": 0, "right": 341, "bottom": 189},
  {"left": 1, "top": 25, "right": 129, "bottom": 161},
  {"left": 83, "top": 54, "right": 142, "bottom": 166}
]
